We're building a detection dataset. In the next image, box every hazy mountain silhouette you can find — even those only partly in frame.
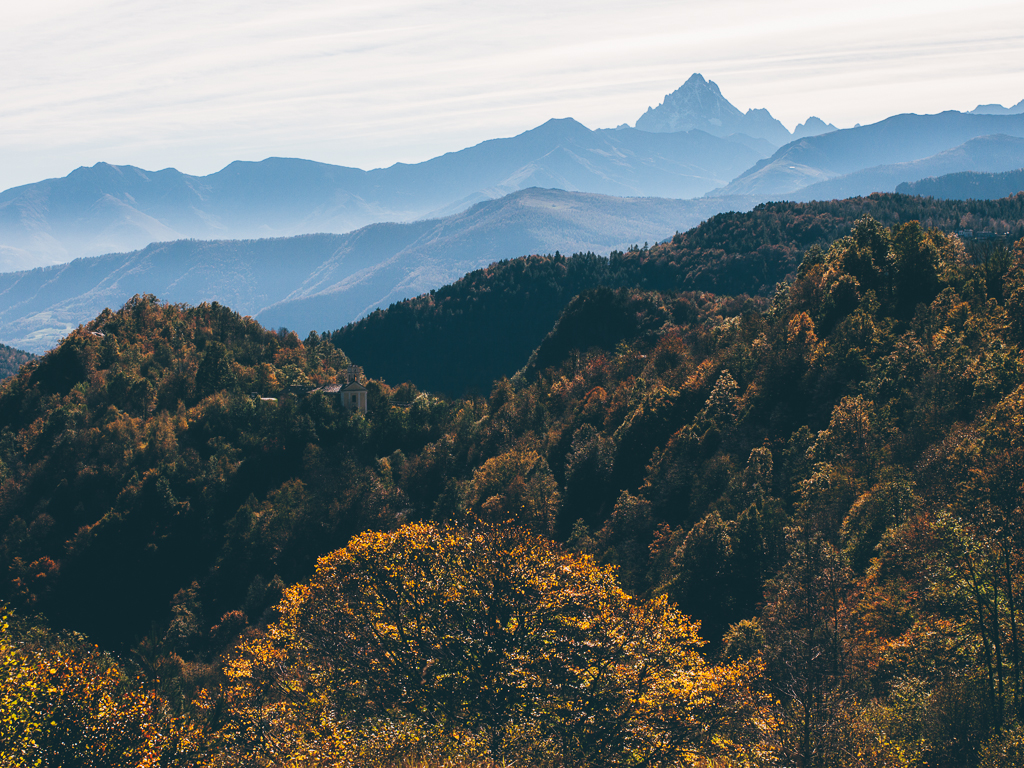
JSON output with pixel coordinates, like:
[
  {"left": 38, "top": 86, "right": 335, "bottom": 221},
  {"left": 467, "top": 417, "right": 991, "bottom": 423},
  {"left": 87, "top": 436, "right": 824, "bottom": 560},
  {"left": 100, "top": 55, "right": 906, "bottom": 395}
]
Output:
[
  {"left": 791, "top": 134, "right": 1024, "bottom": 201},
  {"left": 0, "top": 188, "right": 756, "bottom": 352},
  {"left": 634, "top": 74, "right": 835, "bottom": 147},
  {"left": 6, "top": 77, "right": 1021, "bottom": 278},
  {"left": 711, "top": 112, "right": 1024, "bottom": 199},
  {"left": 0, "top": 120, "right": 767, "bottom": 270},
  {"left": 970, "top": 99, "right": 1024, "bottom": 116},
  {"left": 637, "top": 74, "right": 783, "bottom": 145},
  {"left": 793, "top": 116, "right": 838, "bottom": 139}
]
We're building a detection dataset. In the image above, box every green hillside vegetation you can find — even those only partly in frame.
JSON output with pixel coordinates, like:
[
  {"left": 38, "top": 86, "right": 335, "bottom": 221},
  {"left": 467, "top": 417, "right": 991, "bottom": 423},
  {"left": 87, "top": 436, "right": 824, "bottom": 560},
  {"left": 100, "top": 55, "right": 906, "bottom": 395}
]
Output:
[
  {"left": 3, "top": 209, "right": 1024, "bottom": 765},
  {"left": 0, "top": 343, "right": 34, "bottom": 381},
  {"left": 334, "top": 193, "right": 1024, "bottom": 396}
]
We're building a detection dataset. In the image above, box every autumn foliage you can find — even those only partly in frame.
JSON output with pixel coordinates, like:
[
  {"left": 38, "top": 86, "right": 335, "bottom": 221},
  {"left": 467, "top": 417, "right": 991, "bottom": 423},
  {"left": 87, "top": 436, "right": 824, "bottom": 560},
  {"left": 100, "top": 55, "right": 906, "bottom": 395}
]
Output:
[
  {"left": 218, "top": 523, "right": 762, "bottom": 767},
  {"left": 0, "top": 610, "right": 171, "bottom": 767},
  {"left": 3, "top": 200, "right": 1024, "bottom": 765}
]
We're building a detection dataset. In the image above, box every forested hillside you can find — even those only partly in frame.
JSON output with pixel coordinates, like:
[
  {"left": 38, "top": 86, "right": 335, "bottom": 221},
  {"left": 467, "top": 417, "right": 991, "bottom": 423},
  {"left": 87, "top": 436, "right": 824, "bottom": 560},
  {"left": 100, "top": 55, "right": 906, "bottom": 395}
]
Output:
[
  {"left": 0, "top": 343, "right": 33, "bottom": 381},
  {"left": 2, "top": 209, "right": 1024, "bottom": 765},
  {"left": 898, "top": 171, "right": 1024, "bottom": 200},
  {"left": 335, "top": 193, "right": 1024, "bottom": 395}
]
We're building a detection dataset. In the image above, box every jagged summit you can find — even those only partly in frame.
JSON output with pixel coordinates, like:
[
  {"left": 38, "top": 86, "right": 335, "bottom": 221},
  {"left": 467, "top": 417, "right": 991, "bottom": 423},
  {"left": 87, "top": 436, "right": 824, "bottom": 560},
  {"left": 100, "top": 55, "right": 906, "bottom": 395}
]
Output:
[
  {"left": 636, "top": 74, "right": 741, "bottom": 134},
  {"left": 635, "top": 74, "right": 791, "bottom": 146},
  {"left": 793, "top": 116, "right": 838, "bottom": 139}
]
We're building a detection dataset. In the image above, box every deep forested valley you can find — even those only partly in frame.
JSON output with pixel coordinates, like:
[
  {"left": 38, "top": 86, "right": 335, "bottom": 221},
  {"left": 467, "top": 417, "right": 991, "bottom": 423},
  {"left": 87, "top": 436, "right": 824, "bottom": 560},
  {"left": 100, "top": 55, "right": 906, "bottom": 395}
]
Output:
[{"left": 3, "top": 195, "right": 1024, "bottom": 766}]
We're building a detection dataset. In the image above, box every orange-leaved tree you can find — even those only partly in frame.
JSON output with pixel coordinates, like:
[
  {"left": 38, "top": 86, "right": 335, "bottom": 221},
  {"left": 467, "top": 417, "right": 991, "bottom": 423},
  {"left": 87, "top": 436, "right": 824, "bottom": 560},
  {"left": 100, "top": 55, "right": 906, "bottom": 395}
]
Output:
[{"left": 219, "top": 522, "right": 764, "bottom": 767}]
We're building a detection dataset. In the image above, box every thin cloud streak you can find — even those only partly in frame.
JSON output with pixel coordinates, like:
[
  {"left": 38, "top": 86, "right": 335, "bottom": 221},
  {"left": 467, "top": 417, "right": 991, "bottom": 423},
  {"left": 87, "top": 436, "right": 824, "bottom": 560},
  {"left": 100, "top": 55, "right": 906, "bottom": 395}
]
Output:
[{"left": 1, "top": 0, "right": 1022, "bottom": 190}]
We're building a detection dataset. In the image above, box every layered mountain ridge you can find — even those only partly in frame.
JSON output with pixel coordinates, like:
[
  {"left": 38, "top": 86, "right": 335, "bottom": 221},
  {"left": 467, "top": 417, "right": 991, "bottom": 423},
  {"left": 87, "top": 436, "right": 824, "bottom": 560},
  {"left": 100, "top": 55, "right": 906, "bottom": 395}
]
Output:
[
  {"left": 0, "top": 119, "right": 767, "bottom": 271},
  {"left": 0, "top": 187, "right": 756, "bottom": 353},
  {"left": 711, "top": 111, "right": 1024, "bottom": 199},
  {"left": 790, "top": 134, "right": 1024, "bottom": 201},
  {"left": 2, "top": 73, "right": 1024, "bottom": 343},
  {"left": 970, "top": 99, "right": 1024, "bottom": 115}
]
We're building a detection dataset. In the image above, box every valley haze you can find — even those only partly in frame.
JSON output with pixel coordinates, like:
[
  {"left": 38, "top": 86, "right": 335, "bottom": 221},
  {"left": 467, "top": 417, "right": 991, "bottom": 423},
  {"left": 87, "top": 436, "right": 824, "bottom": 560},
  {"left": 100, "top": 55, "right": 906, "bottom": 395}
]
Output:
[{"left": 1, "top": 74, "right": 1023, "bottom": 357}]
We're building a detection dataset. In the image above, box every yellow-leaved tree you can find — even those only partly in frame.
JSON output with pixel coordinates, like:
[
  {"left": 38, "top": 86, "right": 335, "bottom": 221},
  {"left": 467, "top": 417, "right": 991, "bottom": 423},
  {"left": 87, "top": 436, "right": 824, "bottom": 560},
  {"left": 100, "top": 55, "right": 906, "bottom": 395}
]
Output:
[
  {"left": 0, "top": 608, "right": 180, "bottom": 768},
  {"left": 218, "top": 523, "right": 764, "bottom": 767}
]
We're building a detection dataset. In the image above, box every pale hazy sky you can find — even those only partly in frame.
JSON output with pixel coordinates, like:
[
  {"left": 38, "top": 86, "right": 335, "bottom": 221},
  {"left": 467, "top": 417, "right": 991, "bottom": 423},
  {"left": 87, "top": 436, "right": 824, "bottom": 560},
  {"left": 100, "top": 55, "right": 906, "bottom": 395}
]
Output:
[{"left": 2, "top": 0, "right": 1022, "bottom": 191}]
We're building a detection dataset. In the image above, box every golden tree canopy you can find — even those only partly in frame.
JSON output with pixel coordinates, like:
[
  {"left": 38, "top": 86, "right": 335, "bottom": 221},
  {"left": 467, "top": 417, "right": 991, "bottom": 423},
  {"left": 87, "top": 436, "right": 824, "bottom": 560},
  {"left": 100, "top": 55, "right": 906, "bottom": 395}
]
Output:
[{"left": 222, "top": 522, "right": 762, "bottom": 767}]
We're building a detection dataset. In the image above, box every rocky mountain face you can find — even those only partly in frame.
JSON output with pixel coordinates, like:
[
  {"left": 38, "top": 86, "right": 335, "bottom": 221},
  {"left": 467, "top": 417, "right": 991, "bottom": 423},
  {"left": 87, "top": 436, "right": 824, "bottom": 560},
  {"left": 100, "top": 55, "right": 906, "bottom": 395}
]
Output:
[
  {"left": 635, "top": 74, "right": 788, "bottom": 145},
  {"left": 634, "top": 73, "right": 834, "bottom": 146},
  {"left": 636, "top": 74, "right": 743, "bottom": 132}
]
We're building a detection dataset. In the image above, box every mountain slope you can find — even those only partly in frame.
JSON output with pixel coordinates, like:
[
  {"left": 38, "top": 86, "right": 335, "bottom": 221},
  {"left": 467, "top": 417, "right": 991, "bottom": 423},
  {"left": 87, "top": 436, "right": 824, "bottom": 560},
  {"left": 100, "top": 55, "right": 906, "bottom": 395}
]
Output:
[
  {"left": 896, "top": 168, "right": 1024, "bottom": 200},
  {"left": 712, "top": 112, "right": 1024, "bottom": 199},
  {"left": 0, "top": 120, "right": 768, "bottom": 270},
  {"left": 255, "top": 190, "right": 755, "bottom": 335},
  {"left": 0, "top": 188, "right": 756, "bottom": 353},
  {"left": 791, "top": 134, "right": 1024, "bottom": 201}
]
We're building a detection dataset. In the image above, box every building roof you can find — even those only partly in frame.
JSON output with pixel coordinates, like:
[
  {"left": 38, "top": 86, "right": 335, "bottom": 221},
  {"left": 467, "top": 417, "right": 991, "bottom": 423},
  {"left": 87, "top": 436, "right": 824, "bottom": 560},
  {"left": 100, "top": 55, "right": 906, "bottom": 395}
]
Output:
[{"left": 341, "top": 381, "right": 368, "bottom": 392}]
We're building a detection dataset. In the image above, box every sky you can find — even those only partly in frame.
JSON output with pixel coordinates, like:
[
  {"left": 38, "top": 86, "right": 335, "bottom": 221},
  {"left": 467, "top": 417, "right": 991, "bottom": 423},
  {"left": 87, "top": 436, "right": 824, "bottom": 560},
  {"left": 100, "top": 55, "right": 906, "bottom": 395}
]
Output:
[{"left": 2, "top": 0, "right": 1023, "bottom": 192}]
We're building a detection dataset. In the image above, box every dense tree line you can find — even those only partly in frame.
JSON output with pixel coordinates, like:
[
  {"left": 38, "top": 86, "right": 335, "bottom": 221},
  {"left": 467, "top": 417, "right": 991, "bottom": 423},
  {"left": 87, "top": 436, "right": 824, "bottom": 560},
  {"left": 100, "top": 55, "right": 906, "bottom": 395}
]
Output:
[
  {"left": 334, "top": 193, "right": 1024, "bottom": 396},
  {"left": 3, "top": 209, "right": 1024, "bottom": 764}
]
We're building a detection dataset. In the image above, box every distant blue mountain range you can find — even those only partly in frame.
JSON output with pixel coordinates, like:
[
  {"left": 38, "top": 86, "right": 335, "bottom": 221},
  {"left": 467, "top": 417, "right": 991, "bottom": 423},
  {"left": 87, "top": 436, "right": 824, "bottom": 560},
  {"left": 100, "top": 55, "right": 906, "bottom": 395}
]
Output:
[
  {"left": 0, "top": 188, "right": 755, "bottom": 353},
  {"left": 712, "top": 112, "right": 1024, "bottom": 198},
  {"left": 0, "top": 118, "right": 768, "bottom": 271},
  {"left": 2, "top": 75, "right": 1023, "bottom": 358},
  {"left": 790, "top": 134, "right": 1024, "bottom": 201},
  {"left": 3, "top": 76, "right": 1021, "bottom": 274}
]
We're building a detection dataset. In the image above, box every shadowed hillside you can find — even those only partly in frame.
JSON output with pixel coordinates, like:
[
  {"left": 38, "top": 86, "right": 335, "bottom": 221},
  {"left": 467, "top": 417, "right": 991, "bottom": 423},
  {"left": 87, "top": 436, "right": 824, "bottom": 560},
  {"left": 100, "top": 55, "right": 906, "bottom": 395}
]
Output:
[
  {"left": 332, "top": 193, "right": 1024, "bottom": 395},
  {"left": 0, "top": 342, "right": 33, "bottom": 380}
]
